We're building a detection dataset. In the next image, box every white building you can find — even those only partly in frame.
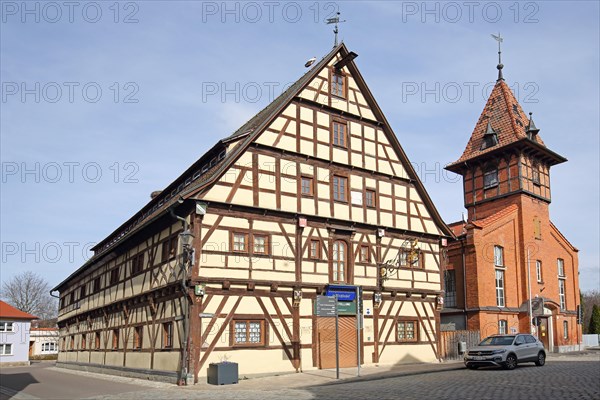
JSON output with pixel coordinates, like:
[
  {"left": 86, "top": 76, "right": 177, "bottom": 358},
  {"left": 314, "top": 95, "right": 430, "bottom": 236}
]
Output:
[
  {"left": 30, "top": 328, "right": 59, "bottom": 357},
  {"left": 0, "top": 300, "right": 38, "bottom": 366}
]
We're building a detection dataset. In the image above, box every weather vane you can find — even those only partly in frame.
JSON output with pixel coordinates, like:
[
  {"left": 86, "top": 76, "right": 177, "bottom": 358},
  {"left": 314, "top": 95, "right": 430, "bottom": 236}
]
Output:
[
  {"left": 491, "top": 33, "right": 504, "bottom": 81},
  {"left": 326, "top": 12, "right": 346, "bottom": 47}
]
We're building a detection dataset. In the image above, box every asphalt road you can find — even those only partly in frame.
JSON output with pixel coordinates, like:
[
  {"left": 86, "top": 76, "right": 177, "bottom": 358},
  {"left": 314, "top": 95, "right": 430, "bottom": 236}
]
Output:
[
  {"left": 1, "top": 354, "right": 599, "bottom": 400},
  {"left": 0, "top": 362, "right": 149, "bottom": 400}
]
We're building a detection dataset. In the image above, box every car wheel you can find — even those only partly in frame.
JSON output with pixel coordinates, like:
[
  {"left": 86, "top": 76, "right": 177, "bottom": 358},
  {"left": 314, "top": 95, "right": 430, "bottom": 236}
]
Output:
[
  {"left": 535, "top": 352, "right": 546, "bottom": 366},
  {"left": 503, "top": 354, "right": 517, "bottom": 370}
]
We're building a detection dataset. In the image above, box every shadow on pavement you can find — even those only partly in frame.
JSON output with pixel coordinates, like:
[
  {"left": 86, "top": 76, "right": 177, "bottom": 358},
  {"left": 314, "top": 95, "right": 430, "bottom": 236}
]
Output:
[{"left": 0, "top": 372, "right": 39, "bottom": 400}]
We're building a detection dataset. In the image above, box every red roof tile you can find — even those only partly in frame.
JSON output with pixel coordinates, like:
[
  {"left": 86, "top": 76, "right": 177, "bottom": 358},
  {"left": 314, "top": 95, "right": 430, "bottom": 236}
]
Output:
[
  {"left": 449, "top": 80, "right": 544, "bottom": 166},
  {"left": 472, "top": 204, "right": 519, "bottom": 228},
  {"left": 0, "top": 300, "right": 38, "bottom": 320}
]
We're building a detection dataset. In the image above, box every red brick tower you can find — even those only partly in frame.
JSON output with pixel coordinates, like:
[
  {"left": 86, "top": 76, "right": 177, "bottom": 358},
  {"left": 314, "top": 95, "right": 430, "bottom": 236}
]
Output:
[{"left": 442, "top": 46, "right": 580, "bottom": 352}]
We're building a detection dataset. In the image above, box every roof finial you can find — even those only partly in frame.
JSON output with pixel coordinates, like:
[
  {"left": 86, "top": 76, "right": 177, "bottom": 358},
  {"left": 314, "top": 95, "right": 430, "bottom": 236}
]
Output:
[
  {"left": 527, "top": 112, "right": 540, "bottom": 136},
  {"left": 491, "top": 33, "right": 504, "bottom": 82},
  {"left": 326, "top": 12, "right": 346, "bottom": 47}
]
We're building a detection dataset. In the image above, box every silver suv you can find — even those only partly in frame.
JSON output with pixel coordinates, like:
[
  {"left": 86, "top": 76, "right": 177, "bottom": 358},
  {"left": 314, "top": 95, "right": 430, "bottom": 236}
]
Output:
[{"left": 464, "top": 334, "right": 546, "bottom": 370}]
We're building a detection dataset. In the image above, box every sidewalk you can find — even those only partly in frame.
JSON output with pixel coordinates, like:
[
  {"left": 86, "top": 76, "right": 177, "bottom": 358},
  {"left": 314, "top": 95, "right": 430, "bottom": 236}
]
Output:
[{"left": 184, "top": 360, "right": 465, "bottom": 392}]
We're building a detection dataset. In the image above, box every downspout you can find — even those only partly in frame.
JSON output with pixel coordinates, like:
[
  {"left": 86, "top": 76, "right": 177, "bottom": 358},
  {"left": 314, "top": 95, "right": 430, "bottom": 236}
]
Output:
[
  {"left": 170, "top": 204, "right": 191, "bottom": 386},
  {"left": 462, "top": 238, "right": 468, "bottom": 330}
]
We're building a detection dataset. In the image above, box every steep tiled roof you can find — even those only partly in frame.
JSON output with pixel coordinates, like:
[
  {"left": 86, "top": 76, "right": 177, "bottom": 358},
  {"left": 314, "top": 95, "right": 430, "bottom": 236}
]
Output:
[
  {"left": 0, "top": 300, "right": 37, "bottom": 320},
  {"left": 448, "top": 221, "right": 466, "bottom": 237},
  {"left": 448, "top": 80, "right": 544, "bottom": 167},
  {"left": 472, "top": 204, "right": 519, "bottom": 228}
]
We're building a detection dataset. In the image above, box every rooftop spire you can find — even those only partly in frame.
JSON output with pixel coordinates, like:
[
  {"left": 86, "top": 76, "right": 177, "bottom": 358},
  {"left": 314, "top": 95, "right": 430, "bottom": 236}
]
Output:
[
  {"left": 326, "top": 12, "right": 346, "bottom": 47},
  {"left": 527, "top": 112, "right": 540, "bottom": 137},
  {"left": 491, "top": 33, "right": 504, "bottom": 82}
]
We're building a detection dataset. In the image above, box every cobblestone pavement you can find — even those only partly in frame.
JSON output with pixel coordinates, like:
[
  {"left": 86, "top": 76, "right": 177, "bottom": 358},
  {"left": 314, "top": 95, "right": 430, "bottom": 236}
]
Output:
[
  {"left": 2, "top": 352, "right": 598, "bottom": 400},
  {"left": 86, "top": 352, "right": 600, "bottom": 400}
]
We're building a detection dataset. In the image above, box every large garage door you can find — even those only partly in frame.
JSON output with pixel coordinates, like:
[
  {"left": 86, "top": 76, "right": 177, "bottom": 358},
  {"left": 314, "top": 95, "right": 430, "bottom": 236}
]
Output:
[{"left": 317, "top": 316, "right": 357, "bottom": 369}]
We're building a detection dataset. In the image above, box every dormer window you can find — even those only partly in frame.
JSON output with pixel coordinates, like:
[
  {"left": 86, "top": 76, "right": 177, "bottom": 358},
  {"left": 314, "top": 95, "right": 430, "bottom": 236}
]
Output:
[
  {"left": 480, "top": 133, "right": 498, "bottom": 150},
  {"left": 480, "top": 121, "right": 498, "bottom": 150}
]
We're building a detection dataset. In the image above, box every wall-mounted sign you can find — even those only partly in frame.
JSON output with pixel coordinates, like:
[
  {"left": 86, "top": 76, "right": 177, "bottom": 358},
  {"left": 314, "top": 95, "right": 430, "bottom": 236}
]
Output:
[
  {"left": 325, "top": 285, "right": 357, "bottom": 301},
  {"left": 351, "top": 191, "right": 363, "bottom": 206}
]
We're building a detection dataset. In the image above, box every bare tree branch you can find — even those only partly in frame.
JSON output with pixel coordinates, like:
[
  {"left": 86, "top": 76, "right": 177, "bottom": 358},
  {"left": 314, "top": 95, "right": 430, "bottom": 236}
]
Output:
[{"left": 1, "top": 271, "right": 57, "bottom": 320}]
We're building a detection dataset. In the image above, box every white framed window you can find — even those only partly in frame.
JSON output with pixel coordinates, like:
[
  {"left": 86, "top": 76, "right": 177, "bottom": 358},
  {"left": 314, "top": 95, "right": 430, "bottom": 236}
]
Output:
[
  {"left": 494, "top": 245, "right": 504, "bottom": 267},
  {"left": 557, "top": 258, "right": 565, "bottom": 277},
  {"left": 536, "top": 260, "right": 543, "bottom": 282},
  {"left": 559, "top": 279, "right": 566, "bottom": 310},
  {"left": 563, "top": 320, "right": 569, "bottom": 339},
  {"left": 0, "top": 322, "right": 14, "bottom": 332},
  {"left": 498, "top": 320, "right": 508, "bottom": 334},
  {"left": 41, "top": 342, "right": 57, "bottom": 352},
  {"left": 0, "top": 344, "right": 13, "bottom": 355},
  {"left": 495, "top": 269, "right": 505, "bottom": 307}
]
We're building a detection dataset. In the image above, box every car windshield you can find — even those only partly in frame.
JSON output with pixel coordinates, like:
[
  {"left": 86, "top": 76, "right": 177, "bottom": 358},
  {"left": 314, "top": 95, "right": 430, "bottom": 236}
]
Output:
[{"left": 478, "top": 336, "right": 515, "bottom": 346}]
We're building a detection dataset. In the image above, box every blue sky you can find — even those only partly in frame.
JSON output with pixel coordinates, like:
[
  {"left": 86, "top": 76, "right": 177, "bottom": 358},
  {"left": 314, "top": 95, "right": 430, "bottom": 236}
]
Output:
[{"left": 1, "top": 1, "right": 598, "bottom": 292}]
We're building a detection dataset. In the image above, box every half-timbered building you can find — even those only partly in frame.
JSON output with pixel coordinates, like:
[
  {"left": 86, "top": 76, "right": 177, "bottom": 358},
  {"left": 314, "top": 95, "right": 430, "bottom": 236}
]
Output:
[
  {"left": 441, "top": 59, "right": 581, "bottom": 352},
  {"left": 52, "top": 43, "right": 453, "bottom": 383}
]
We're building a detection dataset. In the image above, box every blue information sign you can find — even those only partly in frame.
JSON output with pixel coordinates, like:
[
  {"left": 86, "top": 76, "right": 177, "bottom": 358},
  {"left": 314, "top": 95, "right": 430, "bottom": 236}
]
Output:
[{"left": 325, "top": 285, "right": 357, "bottom": 302}]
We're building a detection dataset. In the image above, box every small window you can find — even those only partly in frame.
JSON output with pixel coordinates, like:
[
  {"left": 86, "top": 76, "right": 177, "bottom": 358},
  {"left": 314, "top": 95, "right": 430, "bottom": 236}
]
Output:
[
  {"left": 93, "top": 277, "right": 101, "bottom": 293},
  {"left": 331, "top": 72, "right": 345, "bottom": 98},
  {"left": 397, "top": 321, "right": 418, "bottom": 342},
  {"left": 162, "top": 235, "right": 178, "bottom": 262},
  {"left": 398, "top": 251, "right": 408, "bottom": 267},
  {"left": 365, "top": 189, "right": 376, "bottom": 208},
  {"left": 483, "top": 169, "right": 498, "bottom": 189},
  {"left": 70, "top": 335, "right": 75, "bottom": 350},
  {"left": 0, "top": 322, "right": 14, "bottom": 332},
  {"left": 332, "top": 240, "right": 347, "bottom": 283},
  {"left": 494, "top": 245, "right": 504, "bottom": 267},
  {"left": 0, "top": 344, "right": 13, "bottom": 355},
  {"left": 134, "top": 326, "right": 143, "bottom": 349},
  {"left": 498, "top": 320, "right": 508, "bottom": 335},
  {"left": 253, "top": 235, "right": 269, "bottom": 255},
  {"left": 525, "top": 335, "right": 537, "bottom": 344},
  {"left": 81, "top": 334, "right": 87, "bottom": 350},
  {"left": 112, "top": 329, "right": 119, "bottom": 350},
  {"left": 301, "top": 176, "right": 314, "bottom": 196},
  {"left": 131, "top": 252, "right": 144, "bottom": 275},
  {"left": 233, "top": 320, "right": 265, "bottom": 346},
  {"left": 563, "top": 320, "right": 568, "bottom": 339},
  {"left": 332, "top": 121, "right": 347, "bottom": 148},
  {"left": 332, "top": 175, "right": 348, "bottom": 202},
  {"left": 536, "top": 260, "right": 543, "bottom": 283},
  {"left": 557, "top": 259, "right": 565, "bottom": 277},
  {"left": 95, "top": 332, "right": 101, "bottom": 349},
  {"left": 70, "top": 291, "right": 75, "bottom": 304},
  {"left": 532, "top": 162, "right": 540, "bottom": 185},
  {"left": 110, "top": 268, "right": 120, "bottom": 286},
  {"left": 80, "top": 284, "right": 86, "bottom": 299},
  {"left": 360, "top": 245, "right": 370, "bottom": 263},
  {"left": 444, "top": 270, "right": 457, "bottom": 308},
  {"left": 163, "top": 322, "right": 173, "bottom": 348},
  {"left": 232, "top": 233, "right": 248, "bottom": 253},
  {"left": 309, "top": 240, "right": 321, "bottom": 259}
]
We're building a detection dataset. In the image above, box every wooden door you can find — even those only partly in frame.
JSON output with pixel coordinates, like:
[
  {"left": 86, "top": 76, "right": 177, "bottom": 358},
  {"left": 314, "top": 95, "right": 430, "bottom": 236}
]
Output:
[
  {"left": 317, "top": 316, "right": 357, "bottom": 369},
  {"left": 538, "top": 318, "right": 550, "bottom": 350}
]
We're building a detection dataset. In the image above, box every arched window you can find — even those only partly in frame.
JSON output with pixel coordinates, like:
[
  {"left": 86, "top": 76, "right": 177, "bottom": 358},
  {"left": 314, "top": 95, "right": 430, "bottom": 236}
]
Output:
[{"left": 332, "top": 241, "right": 347, "bottom": 282}]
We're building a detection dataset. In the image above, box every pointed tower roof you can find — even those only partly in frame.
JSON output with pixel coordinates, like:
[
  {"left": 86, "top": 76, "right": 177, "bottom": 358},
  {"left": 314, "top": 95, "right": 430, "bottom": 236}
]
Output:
[{"left": 446, "top": 80, "right": 565, "bottom": 173}]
